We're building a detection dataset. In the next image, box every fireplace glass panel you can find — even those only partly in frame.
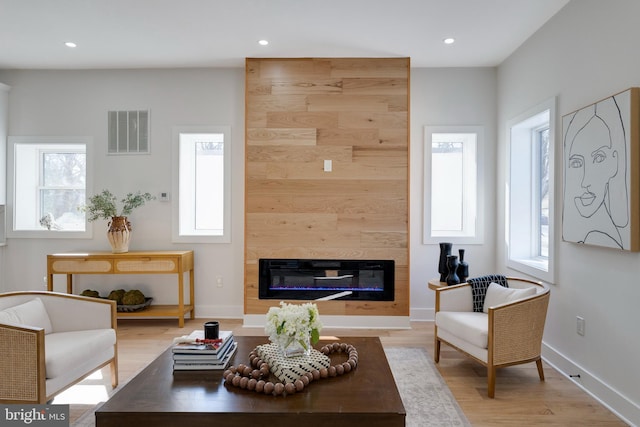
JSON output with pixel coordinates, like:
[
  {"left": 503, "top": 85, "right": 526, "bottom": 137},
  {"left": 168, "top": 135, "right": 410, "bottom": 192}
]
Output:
[{"left": 259, "top": 259, "right": 394, "bottom": 301}]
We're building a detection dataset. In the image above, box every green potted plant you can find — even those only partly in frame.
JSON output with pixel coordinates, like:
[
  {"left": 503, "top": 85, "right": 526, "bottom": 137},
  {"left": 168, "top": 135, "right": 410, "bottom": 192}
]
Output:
[{"left": 80, "top": 190, "right": 155, "bottom": 253}]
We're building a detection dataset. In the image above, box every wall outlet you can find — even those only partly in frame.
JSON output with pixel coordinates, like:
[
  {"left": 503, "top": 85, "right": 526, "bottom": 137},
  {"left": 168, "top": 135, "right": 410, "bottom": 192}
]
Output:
[
  {"left": 576, "top": 316, "right": 585, "bottom": 336},
  {"left": 216, "top": 275, "right": 223, "bottom": 288}
]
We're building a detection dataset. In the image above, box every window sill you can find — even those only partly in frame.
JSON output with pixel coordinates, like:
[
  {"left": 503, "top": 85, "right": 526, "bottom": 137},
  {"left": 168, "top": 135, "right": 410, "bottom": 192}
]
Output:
[
  {"left": 7, "top": 230, "right": 92, "bottom": 239},
  {"left": 171, "top": 235, "right": 231, "bottom": 244},
  {"left": 507, "top": 257, "right": 554, "bottom": 283},
  {"left": 424, "top": 235, "right": 484, "bottom": 245}
]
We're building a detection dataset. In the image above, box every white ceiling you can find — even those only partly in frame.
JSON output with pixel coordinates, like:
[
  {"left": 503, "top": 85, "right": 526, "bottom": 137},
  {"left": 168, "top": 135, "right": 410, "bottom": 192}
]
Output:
[{"left": 0, "top": 0, "right": 569, "bottom": 70}]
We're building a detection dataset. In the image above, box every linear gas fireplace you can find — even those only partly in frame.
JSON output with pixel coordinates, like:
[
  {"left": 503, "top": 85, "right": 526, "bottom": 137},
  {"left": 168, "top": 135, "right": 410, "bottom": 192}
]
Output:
[{"left": 259, "top": 259, "right": 395, "bottom": 301}]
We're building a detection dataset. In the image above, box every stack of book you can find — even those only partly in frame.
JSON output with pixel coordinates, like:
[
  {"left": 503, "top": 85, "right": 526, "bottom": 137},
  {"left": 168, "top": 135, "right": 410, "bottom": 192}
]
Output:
[{"left": 172, "top": 330, "right": 237, "bottom": 371}]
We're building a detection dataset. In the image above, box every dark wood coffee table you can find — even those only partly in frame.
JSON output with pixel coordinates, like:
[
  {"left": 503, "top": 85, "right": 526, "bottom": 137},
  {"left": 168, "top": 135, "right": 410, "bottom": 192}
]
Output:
[{"left": 96, "top": 336, "right": 405, "bottom": 427}]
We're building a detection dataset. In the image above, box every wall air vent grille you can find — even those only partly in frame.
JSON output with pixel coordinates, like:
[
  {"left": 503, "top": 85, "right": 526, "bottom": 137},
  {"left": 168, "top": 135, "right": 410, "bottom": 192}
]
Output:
[{"left": 107, "top": 110, "right": 149, "bottom": 154}]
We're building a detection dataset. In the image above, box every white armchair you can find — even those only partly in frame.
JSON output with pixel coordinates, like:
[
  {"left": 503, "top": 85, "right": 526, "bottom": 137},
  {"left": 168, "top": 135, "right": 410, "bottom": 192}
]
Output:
[
  {"left": 434, "top": 276, "right": 550, "bottom": 398},
  {"left": 0, "top": 291, "right": 118, "bottom": 404}
]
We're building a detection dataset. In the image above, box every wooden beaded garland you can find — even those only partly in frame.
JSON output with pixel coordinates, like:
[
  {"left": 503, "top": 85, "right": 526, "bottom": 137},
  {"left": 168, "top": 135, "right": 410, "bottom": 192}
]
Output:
[{"left": 224, "top": 342, "right": 358, "bottom": 396}]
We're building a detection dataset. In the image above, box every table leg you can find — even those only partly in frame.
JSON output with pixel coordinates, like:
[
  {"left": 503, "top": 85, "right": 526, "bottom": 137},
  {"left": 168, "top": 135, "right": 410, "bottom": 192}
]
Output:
[
  {"left": 66, "top": 274, "right": 73, "bottom": 294},
  {"left": 189, "top": 268, "right": 195, "bottom": 319},
  {"left": 178, "top": 271, "right": 184, "bottom": 328}
]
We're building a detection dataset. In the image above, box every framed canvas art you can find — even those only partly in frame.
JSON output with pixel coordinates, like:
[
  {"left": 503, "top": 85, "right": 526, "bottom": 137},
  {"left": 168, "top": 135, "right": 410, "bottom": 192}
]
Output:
[{"left": 562, "top": 87, "right": 640, "bottom": 251}]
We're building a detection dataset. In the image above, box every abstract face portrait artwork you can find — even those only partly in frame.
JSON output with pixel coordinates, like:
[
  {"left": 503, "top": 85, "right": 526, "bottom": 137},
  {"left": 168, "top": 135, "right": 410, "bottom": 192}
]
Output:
[{"left": 562, "top": 88, "right": 640, "bottom": 251}]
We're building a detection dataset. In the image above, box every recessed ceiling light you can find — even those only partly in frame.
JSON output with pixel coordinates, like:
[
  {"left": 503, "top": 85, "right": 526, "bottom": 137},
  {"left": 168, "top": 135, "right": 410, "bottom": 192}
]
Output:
[
  {"left": 258, "top": 40, "right": 269, "bottom": 46},
  {"left": 65, "top": 42, "right": 77, "bottom": 48},
  {"left": 443, "top": 38, "right": 455, "bottom": 45}
]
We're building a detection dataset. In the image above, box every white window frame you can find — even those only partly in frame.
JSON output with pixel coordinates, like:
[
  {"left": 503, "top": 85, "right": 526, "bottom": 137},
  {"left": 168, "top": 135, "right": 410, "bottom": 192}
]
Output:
[
  {"left": 506, "top": 97, "right": 556, "bottom": 283},
  {"left": 423, "top": 125, "right": 484, "bottom": 245},
  {"left": 7, "top": 136, "right": 93, "bottom": 239},
  {"left": 172, "top": 125, "right": 231, "bottom": 243}
]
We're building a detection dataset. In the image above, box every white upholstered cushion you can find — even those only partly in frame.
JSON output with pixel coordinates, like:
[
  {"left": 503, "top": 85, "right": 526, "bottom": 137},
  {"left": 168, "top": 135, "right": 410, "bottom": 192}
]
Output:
[
  {"left": 45, "top": 329, "right": 116, "bottom": 379},
  {"left": 0, "top": 298, "right": 53, "bottom": 334},
  {"left": 437, "top": 285, "right": 474, "bottom": 312},
  {"left": 482, "top": 282, "right": 536, "bottom": 313},
  {"left": 436, "top": 311, "right": 488, "bottom": 349}
]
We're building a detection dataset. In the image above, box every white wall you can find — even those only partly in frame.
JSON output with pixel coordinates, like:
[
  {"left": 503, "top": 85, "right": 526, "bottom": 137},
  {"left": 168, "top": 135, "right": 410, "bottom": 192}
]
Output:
[
  {"left": 497, "top": 1, "right": 640, "bottom": 424},
  {"left": 409, "top": 68, "right": 497, "bottom": 320},
  {"left": 0, "top": 68, "right": 246, "bottom": 317}
]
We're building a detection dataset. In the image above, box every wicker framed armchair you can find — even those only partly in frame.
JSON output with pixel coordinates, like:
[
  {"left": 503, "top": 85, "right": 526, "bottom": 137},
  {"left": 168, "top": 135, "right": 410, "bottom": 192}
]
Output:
[
  {"left": 0, "top": 291, "right": 118, "bottom": 404},
  {"left": 434, "top": 276, "right": 550, "bottom": 398}
]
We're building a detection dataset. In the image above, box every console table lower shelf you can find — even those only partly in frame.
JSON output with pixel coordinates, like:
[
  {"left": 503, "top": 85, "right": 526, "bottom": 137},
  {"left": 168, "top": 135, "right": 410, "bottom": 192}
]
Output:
[
  {"left": 115, "top": 304, "right": 194, "bottom": 320},
  {"left": 95, "top": 336, "right": 405, "bottom": 427}
]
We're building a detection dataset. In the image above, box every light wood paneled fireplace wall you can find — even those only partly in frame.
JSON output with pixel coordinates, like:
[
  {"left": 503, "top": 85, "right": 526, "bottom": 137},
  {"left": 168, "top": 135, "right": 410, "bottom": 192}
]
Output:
[{"left": 244, "top": 57, "right": 409, "bottom": 317}]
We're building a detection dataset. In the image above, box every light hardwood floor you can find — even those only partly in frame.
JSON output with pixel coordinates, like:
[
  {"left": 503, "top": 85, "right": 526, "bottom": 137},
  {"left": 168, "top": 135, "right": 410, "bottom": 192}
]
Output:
[{"left": 65, "top": 318, "right": 627, "bottom": 426}]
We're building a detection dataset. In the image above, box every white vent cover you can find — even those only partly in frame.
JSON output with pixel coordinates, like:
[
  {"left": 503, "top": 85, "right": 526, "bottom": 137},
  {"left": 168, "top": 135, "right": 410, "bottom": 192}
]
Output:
[{"left": 107, "top": 110, "right": 149, "bottom": 154}]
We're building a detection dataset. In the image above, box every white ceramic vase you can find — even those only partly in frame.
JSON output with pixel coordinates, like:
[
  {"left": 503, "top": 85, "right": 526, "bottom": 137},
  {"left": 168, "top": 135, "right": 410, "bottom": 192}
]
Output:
[{"left": 107, "top": 216, "right": 131, "bottom": 253}]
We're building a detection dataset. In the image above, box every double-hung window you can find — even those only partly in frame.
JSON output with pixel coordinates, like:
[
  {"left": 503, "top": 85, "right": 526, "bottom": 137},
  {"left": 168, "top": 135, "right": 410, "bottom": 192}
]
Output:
[
  {"left": 507, "top": 97, "right": 556, "bottom": 282},
  {"left": 8, "top": 136, "right": 91, "bottom": 238},
  {"left": 423, "top": 126, "right": 483, "bottom": 244},
  {"left": 172, "top": 126, "right": 231, "bottom": 243}
]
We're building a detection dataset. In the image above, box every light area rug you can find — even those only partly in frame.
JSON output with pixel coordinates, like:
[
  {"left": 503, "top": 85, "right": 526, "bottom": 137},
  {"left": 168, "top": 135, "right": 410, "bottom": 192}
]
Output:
[
  {"left": 72, "top": 347, "right": 470, "bottom": 427},
  {"left": 384, "top": 347, "right": 471, "bottom": 427}
]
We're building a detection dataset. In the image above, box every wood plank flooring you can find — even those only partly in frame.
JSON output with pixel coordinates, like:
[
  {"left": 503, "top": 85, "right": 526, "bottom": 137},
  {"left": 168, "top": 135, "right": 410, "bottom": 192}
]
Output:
[{"left": 65, "top": 318, "right": 627, "bottom": 426}]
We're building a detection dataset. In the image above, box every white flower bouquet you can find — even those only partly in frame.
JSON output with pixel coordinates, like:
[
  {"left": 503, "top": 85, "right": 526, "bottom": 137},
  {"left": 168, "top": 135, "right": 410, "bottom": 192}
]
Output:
[{"left": 265, "top": 301, "right": 322, "bottom": 356}]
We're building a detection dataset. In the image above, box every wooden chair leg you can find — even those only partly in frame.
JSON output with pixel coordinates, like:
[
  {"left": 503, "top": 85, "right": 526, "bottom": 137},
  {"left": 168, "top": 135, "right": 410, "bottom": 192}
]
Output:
[
  {"left": 536, "top": 358, "right": 545, "bottom": 381},
  {"left": 487, "top": 366, "right": 496, "bottom": 398},
  {"left": 434, "top": 337, "right": 441, "bottom": 363},
  {"left": 110, "top": 359, "right": 118, "bottom": 388}
]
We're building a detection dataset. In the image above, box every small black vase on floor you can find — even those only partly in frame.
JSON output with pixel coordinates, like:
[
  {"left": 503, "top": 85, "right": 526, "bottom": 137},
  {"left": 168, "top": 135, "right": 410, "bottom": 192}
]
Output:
[
  {"left": 445, "top": 255, "right": 460, "bottom": 286},
  {"left": 457, "top": 249, "right": 469, "bottom": 283},
  {"left": 438, "top": 242, "right": 453, "bottom": 282}
]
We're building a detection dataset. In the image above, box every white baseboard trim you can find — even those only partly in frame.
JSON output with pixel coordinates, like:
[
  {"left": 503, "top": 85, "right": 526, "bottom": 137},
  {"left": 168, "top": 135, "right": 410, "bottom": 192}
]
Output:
[
  {"left": 542, "top": 342, "right": 639, "bottom": 426},
  {"left": 243, "top": 314, "right": 411, "bottom": 329},
  {"left": 194, "top": 304, "right": 244, "bottom": 319}
]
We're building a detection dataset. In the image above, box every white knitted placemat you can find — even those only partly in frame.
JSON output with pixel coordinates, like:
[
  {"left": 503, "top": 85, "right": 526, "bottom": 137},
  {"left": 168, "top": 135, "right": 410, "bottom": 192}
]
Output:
[{"left": 256, "top": 343, "right": 330, "bottom": 383}]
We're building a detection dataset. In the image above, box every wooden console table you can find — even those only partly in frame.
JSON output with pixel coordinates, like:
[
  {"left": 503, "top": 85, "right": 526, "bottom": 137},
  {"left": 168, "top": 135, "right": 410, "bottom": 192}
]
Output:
[{"left": 47, "top": 250, "right": 195, "bottom": 327}]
